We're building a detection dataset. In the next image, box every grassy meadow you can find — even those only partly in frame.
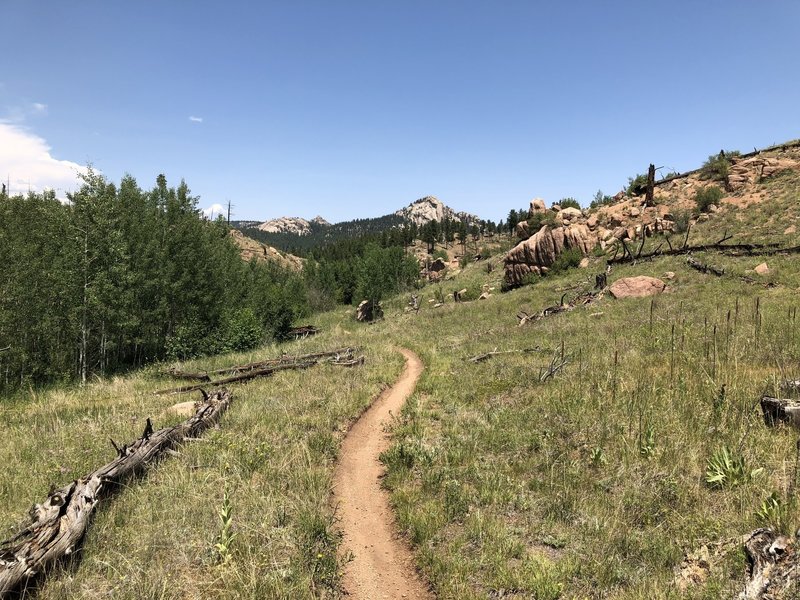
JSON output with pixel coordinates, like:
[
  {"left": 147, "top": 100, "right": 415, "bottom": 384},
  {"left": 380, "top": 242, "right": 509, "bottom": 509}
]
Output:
[{"left": 2, "top": 188, "right": 800, "bottom": 598}]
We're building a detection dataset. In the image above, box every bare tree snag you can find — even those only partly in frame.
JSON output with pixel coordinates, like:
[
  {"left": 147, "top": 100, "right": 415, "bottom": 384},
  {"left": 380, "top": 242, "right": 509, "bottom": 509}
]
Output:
[
  {"left": 645, "top": 163, "right": 655, "bottom": 207},
  {"left": 0, "top": 389, "right": 233, "bottom": 596}
]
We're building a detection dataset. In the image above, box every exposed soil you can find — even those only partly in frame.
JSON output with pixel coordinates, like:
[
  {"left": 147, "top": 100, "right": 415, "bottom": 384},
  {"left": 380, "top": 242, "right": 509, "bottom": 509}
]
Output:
[{"left": 333, "top": 348, "right": 433, "bottom": 599}]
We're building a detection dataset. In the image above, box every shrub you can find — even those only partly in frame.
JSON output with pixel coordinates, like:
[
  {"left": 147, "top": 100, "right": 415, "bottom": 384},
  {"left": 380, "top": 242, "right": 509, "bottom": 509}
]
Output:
[
  {"left": 705, "top": 446, "right": 762, "bottom": 489},
  {"left": 550, "top": 247, "right": 583, "bottom": 275},
  {"left": 671, "top": 208, "right": 691, "bottom": 233},
  {"left": 701, "top": 150, "right": 740, "bottom": 183},
  {"left": 431, "top": 249, "right": 449, "bottom": 262},
  {"left": 559, "top": 197, "right": 581, "bottom": 210},
  {"left": 694, "top": 185, "right": 724, "bottom": 213},
  {"left": 627, "top": 173, "right": 648, "bottom": 196},
  {"left": 528, "top": 211, "right": 557, "bottom": 231}
]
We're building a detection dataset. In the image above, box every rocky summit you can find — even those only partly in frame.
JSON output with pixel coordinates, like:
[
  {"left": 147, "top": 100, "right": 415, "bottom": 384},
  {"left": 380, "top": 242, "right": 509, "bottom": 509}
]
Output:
[
  {"left": 394, "top": 196, "right": 479, "bottom": 226},
  {"left": 256, "top": 215, "right": 330, "bottom": 235}
]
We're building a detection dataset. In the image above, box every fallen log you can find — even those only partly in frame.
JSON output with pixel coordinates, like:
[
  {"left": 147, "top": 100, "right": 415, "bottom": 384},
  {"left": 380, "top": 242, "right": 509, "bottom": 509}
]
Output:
[
  {"left": 686, "top": 255, "right": 725, "bottom": 276},
  {"left": 759, "top": 396, "right": 800, "bottom": 428},
  {"left": 517, "top": 289, "right": 604, "bottom": 326},
  {"left": 330, "top": 356, "right": 366, "bottom": 367},
  {"left": 781, "top": 380, "right": 800, "bottom": 397},
  {"left": 0, "top": 388, "right": 232, "bottom": 596},
  {"left": 739, "top": 528, "right": 797, "bottom": 599},
  {"left": 286, "top": 325, "right": 320, "bottom": 339},
  {"left": 154, "top": 360, "right": 317, "bottom": 395},
  {"left": 206, "top": 346, "right": 359, "bottom": 376}
]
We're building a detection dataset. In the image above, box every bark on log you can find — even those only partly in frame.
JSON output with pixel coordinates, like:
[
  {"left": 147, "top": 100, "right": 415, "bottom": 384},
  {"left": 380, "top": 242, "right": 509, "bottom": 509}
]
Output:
[
  {"left": 0, "top": 389, "right": 233, "bottom": 597},
  {"left": 759, "top": 396, "right": 800, "bottom": 428},
  {"left": 739, "top": 528, "right": 796, "bottom": 599}
]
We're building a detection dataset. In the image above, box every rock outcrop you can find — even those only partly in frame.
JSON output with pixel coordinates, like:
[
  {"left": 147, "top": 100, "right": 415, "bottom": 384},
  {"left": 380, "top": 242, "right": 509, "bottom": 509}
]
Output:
[
  {"left": 395, "top": 196, "right": 479, "bottom": 227},
  {"left": 356, "top": 299, "right": 382, "bottom": 322},
  {"left": 609, "top": 276, "right": 666, "bottom": 299},
  {"left": 503, "top": 224, "right": 596, "bottom": 288},
  {"left": 229, "top": 230, "right": 304, "bottom": 271},
  {"left": 257, "top": 215, "right": 329, "bottom": 235}
]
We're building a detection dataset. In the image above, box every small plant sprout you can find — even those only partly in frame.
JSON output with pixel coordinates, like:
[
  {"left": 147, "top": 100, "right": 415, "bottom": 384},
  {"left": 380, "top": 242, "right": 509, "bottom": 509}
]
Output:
[
  {"left": 215, "top": 487, "right": 237, "bottom": 564},
  {"left": 705, "top": 446, "right": 763, "bottom": 489}
]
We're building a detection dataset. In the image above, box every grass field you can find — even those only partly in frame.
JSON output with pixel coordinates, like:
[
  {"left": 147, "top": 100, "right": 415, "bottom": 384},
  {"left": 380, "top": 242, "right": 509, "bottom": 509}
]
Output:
[{"left": 1, "top": 177, "right": 800, "bottom": 598}]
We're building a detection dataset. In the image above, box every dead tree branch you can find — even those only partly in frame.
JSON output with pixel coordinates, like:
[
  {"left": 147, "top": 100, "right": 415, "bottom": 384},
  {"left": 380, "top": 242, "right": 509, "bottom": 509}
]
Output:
[{"left": 0, "top": 389, "right": 233, "bottom": 596}]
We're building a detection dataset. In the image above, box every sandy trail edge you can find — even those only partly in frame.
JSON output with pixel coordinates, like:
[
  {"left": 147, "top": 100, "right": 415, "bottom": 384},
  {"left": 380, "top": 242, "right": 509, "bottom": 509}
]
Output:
[{"left": 333, "top": 347, "right": 433, "bottom": 599}]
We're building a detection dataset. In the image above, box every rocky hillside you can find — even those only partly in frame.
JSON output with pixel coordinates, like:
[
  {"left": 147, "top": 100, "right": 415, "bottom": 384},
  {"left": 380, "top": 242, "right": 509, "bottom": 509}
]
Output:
[
  {"left": 229, "top": 229, "right": 303, "bottom": 271},
  {"left": 503, "top": 140, "right": 800, "bottom": 288},
  {"left": 395, "top": 195, "right": 479, "bottom": 226},
  {"left": 256, "top": 215, "right": 330, "bottom": 236}
]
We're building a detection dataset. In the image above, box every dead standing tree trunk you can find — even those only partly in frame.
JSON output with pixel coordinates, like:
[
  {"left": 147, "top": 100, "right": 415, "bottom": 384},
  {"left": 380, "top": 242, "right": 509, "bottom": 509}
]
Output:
[
  {"left": 0, "top": 388, "right": 233, "bottom": 596},
  {"left": 645, "top": 163, "right": 656, "bottom": 207}
]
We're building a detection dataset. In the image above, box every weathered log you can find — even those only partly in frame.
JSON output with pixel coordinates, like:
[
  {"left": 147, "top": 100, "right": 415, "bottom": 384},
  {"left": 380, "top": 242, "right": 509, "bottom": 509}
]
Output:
[
  {"left": 206, "top": 346, "right": 359, "bottom": 376},
  {"left": 687, "top": 256, "right": 725, "bottom": 276},
  {"left": 739, "top": 528, "right": 797, "bottom": 599},
  {"left": 330, "top": 356, "right": 366, "bottom": 367},
  {"left": 760, "top": 396, "right": 800, "bottom": 428},
  {"left": 0, "top": 389, "right": 232, "bottom": 596},
  {"left": 286, "top": 325, "right": 320, "bottom": 339},
  {"left": 781, "top": 380, "right": 800, "bottom": 397},
  {"left": 608, "top": 240, "right": 797, "bottom": 267},
  {"left": 154, "top": 361, "right": 316, "bottom": 395}
]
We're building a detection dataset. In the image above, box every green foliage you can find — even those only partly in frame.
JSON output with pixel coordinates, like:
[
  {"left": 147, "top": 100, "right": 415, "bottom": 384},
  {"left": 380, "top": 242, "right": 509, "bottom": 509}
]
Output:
[
  {"left": 701, "top": 150, "right": 740, "bottom": 183},
  {"left": 354, "top": 244, "right": 419, "bottom": 305},
  {"left": 549, "top": 248, "right": 583, "bottom": 275},
  {"left": 215, "top": 487, "right": 237, "bottom": 564},
  {"left": 627, "top": 173, "right": 648, "bottom": 196},
  {"left": 590, "top": 189, "right": 615, "bottom": 209},
  {"left": 672, "top": 208, "right": 692, "bottom": 233},
  {"left": 755, "top": 491, "right": 788, "bottom": 532},
  {"left": 695, "top": 185, "right": 724, "bottom": 213},
  {"left": 705, "top": 446, "right": 762, "bottom": 489},
  {"left": 559, "top": 197, "right": 581, "bottom": 210},
  {"left": 528, "top": 211, "right": 557, "bottom": 232},
  {"left": 0, "top": 172, "right": 307, "bottom": 389},
  {"left": 431, "top": 249, "right": 449, "bottom": 262}
]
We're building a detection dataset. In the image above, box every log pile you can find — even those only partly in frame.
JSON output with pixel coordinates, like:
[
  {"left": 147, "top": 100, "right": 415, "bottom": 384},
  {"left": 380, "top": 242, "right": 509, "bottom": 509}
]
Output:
[{"left": 0, "top": 389, "right": 232, "bottom": 596}]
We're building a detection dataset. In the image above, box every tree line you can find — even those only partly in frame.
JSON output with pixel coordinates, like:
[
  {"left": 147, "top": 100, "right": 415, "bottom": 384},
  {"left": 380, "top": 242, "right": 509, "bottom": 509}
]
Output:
[{"left": 0, "top": 171, "right": 308, "bottom": 391}]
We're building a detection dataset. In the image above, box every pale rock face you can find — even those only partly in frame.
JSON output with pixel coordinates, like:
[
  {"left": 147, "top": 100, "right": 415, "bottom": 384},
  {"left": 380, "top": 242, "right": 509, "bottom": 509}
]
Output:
[
  {"left": 515, "top": 220, "right": 531, "bottom": 240},
  {"left": 754, "top": 262, "right": 770, "bottom": 275},
  {"left": 609, "top": 276, "right": 666, "bottom": 299},
  {"left": 257, "top": 216, "right": 313, "bottom": 235},
  {"left": 530, "top": 198, "right": 547, "bottom": 213},
  {"left": 503, "top": 224, "right": 596, "bottom": 287},
  {"left": 394, "top": 195, "right": 478, "bottom": 226}
]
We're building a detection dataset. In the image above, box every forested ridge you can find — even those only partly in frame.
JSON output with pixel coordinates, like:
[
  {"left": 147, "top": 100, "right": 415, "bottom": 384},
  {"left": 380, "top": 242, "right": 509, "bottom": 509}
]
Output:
[{"left": 0, "top": 171, "right": 308, "bottom": 391}]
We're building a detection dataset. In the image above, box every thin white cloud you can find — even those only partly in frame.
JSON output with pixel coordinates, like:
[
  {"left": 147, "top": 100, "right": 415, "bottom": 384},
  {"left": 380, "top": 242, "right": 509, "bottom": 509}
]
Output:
[
  {"left": 189, "top": 115, "right": 203, "bottom": 123},
  {"left": 1, "top": 102, "right": 48, "bottom": 123},
  {"left": 0, "top": 123, "right": 88, "bottom": 198},
  {"left": 202, "top": 203, "right": 224, "bottom": 219}
]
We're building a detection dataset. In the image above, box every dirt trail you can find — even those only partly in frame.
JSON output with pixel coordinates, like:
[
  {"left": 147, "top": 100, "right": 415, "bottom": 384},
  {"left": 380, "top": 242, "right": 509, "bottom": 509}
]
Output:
[{"left": 334, "top": 347, "right": 432, "bottom": 599}]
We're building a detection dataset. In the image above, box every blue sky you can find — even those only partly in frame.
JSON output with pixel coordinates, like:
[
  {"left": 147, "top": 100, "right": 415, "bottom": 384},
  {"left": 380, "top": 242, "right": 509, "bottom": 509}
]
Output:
[{"left": 1, "top": 1, "right": 798, "bottom": 222}]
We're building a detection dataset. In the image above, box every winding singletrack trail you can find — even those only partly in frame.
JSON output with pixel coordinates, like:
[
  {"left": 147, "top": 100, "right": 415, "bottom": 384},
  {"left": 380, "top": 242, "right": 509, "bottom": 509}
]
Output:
[{"left": 334, "top": 348, "right": 433, "bottom": 599}]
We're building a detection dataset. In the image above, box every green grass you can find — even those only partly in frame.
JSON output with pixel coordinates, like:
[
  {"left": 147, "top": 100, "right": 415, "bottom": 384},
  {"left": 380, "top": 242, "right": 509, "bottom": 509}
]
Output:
[{"left": 3, "top": 182, "right": 800, "bottom": 598}]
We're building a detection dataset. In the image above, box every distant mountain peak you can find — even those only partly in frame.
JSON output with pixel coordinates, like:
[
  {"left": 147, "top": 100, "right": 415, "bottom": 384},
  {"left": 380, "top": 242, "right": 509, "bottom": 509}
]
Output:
[
  {"left": 395, "top": 195, "right": 479, "bottom": 226},
  {"left": 256, "top": 215, "right": 330, "bottom": 236}
]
